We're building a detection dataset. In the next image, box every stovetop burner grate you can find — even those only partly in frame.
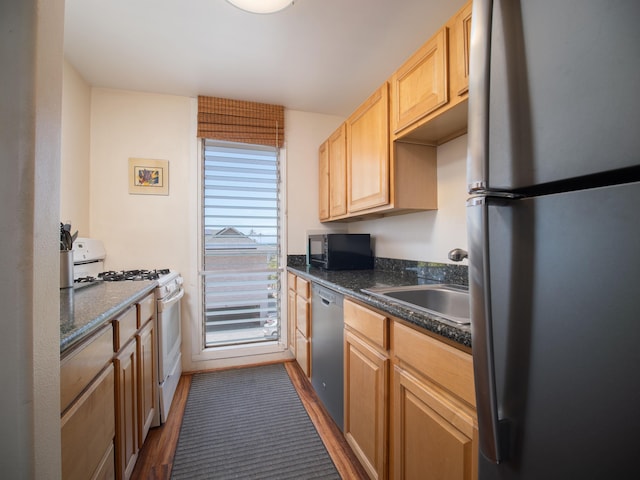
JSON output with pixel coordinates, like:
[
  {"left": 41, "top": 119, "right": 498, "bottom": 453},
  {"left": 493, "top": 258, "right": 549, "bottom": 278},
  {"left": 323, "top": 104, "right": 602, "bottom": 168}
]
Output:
[
  {"left": 98, "top": 269, "right": 171, "bottom": 282},
  {"left": 75, "top": 275, "right": 102, "bottom": 284}
]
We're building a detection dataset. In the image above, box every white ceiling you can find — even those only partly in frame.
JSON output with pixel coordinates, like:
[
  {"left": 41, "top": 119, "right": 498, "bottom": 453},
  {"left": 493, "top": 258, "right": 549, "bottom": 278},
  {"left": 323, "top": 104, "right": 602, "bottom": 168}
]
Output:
[{"left": 64, "top": 0, "right": 467, "bottom": 117}]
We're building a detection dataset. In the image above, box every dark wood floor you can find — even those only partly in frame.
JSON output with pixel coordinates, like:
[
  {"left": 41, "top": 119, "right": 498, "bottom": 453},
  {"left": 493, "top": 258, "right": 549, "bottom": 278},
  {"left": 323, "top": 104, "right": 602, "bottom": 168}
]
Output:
[{"left": 131, "top": 359, "right": 368, "bottom": 480}]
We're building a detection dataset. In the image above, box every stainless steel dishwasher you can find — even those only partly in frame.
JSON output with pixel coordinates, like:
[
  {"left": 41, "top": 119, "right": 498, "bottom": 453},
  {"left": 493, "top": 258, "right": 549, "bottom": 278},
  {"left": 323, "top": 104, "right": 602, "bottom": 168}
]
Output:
[{"left": 311, "top": 283, "right": 344, "bottom": 431}]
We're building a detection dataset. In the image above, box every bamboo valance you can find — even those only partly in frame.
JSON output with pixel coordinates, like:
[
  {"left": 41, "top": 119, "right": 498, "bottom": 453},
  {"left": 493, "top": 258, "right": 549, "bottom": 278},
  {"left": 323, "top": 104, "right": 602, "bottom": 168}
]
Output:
[{"left": 197, "top": 96, "right": 285, "bottom": 148}]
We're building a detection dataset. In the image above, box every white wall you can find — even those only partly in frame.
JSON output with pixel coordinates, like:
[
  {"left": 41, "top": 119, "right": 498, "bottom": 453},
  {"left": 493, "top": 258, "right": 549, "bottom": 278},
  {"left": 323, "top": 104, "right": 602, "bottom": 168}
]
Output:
[
  {"left": 61, "top": 60, "right": 91, "bottom": 236},
  {"left": 285, "top": 128, "right": 469, "bottom": 264},
  {"left": 284, "top": 110, "right": 345, "bottom": 253},
  {"left": 89, "top": 89, "right": 196, "bottom": 273},
  {"left": 349, "top": 134, "right": 468, "bottom": 264}
]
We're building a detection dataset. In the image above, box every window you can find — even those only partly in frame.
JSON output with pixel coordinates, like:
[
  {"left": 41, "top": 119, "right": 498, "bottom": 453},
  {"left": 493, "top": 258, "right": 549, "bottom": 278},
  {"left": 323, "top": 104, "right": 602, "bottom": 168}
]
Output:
[{"left": 202, "top": 141, "right": 281, "bottom": 348}]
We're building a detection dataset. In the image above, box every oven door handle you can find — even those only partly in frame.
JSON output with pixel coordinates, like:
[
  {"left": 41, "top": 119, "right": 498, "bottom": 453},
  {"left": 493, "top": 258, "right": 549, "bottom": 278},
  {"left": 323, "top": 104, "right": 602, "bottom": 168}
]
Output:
[{"left": 158, "top": 287, "right": 184, "bottom": 312}]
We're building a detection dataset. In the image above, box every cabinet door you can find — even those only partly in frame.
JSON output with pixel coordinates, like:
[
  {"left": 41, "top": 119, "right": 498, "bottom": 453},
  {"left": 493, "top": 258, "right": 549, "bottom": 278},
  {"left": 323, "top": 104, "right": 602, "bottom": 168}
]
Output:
[
  {"left": 288, "top": 287, "right": 297, "bottom": 354},
  {"left": 328, "top": 123, "right": 347, "bottom": 217},
  {"left": 453, "top": 1, "right": 472, "bottom": 98},
  {"left": 61, "top": 364, "right": 115, "bottom": 480},
  {"left": 392, "top": 366, "right": 477, "bottom": 480},
  {"left": 136, "top": 319, "right": 156, "bottom": 447},
  {"left": 92, "top": 443, "right": 116, "bottom": 480},
  {"left": 115, "top": 340, "right": 138, "bottom": 480},
  {"left": 319, "top": 140, "right": 330, "bottom": 220},
  {"left": 344, "top": 330, "right": 389, "bottom": 480},
  {"left": 347, "top": 83, "right": 390, "bottom": 213},
  {"left": 392, "top": 28, "right": 448, "bottom": 134},
  {"left": 296, "top": 294, "right": 310, "bottom": 338},
  {"left": 295, "top": 329, "right": 310, "bottom": 377}
]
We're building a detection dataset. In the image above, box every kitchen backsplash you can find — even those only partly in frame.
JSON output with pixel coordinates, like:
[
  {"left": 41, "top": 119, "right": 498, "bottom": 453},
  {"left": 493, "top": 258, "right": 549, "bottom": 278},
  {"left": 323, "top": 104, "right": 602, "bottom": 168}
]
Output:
[{"left": 287, "top": 255, "right": 468, "bottom": 286}]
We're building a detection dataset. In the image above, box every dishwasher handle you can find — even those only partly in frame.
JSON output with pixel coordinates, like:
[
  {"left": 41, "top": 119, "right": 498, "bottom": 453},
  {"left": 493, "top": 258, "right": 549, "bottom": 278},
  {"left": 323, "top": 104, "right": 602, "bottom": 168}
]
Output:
[
  {"left": 319, "top": 293, "right": 335, "bottom": 306},
  {"left": 313, "top": 285, "right": 341, "bottom": 308}
]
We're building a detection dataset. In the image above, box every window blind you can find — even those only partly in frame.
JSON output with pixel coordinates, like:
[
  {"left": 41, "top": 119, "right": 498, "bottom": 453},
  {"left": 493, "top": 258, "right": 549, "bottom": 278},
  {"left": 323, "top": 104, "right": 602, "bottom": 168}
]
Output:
[
  {"left": 197, "top": 96, "right": 285, "bottom": 148},
  {"left": 202, "top": 140, "right": 281, "bottom": 347}
]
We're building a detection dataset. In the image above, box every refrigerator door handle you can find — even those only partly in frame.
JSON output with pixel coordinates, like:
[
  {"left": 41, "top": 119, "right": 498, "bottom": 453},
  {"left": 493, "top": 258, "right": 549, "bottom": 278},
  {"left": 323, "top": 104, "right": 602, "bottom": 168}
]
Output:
[
  {"left": 467, "top": 195, "right": 507, "bottom": 464},
  {"left": 467, "top": 0, "right": 493, "bottom": 193}
]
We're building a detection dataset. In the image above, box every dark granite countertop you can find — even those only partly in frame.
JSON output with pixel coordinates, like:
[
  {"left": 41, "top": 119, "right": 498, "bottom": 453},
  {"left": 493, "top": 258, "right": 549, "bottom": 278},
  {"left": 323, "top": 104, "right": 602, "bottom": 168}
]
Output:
[
  {"left": 60, "top": 280, "right": 157, "bottom": 354},
  {"left": 287, "top": 265, "right": 472, "bottom": 349}
]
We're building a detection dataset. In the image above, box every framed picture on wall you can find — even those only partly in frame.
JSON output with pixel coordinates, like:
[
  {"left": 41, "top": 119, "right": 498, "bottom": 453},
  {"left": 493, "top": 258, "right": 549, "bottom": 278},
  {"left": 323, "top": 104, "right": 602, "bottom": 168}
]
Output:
[{"left": 128, "top": 158, "right": 169, "bottom": 195}]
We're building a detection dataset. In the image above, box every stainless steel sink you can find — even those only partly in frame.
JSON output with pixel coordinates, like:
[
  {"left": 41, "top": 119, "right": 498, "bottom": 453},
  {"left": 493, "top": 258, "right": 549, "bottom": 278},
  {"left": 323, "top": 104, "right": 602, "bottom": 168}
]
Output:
[{"left": 362, "top": 284, "right": 470, "bottom": 325}]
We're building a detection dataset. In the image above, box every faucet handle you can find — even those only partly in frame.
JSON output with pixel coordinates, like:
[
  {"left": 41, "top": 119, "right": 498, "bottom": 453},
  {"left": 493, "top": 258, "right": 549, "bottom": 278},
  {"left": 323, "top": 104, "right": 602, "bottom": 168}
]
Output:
[{"left": 448, "top": 248, "right": 468, "bottom": 262}]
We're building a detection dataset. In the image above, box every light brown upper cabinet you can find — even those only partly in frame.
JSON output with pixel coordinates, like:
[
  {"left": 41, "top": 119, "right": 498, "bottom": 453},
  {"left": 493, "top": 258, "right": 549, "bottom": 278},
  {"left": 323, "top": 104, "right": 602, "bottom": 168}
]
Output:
[
  {"left": 319, "top": 2, "right": 472, "bottom": 222},
  {"left": 319, "top": 123, "right": 348, "bottom": 221},
  {"left": 343, "top": 84, "right": 437, "bottom": 220},
  {"left": 347, "top": 84, "right": 391, "bottom": 214},
  {"left": 391, "top": 0, "right": 472, "bottom": 145},
  {"left": 391, "top": 27, "right": 449, "bottom": 135},
  {"left": 318, "top": 140, "right": 330, "bottom": 220},
  {"left": 328, "top": 124, "right": 348, "bottom": 218},
  {"left": 453, "top": 1, "right": 473, "bottom": 98}
]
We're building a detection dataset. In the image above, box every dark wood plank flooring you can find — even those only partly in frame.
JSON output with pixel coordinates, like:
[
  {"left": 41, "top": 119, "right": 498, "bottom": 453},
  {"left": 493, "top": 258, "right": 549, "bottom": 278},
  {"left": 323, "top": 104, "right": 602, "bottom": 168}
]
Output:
[{"left": 131, "top": 359, "right": 368, "bottom": 480}]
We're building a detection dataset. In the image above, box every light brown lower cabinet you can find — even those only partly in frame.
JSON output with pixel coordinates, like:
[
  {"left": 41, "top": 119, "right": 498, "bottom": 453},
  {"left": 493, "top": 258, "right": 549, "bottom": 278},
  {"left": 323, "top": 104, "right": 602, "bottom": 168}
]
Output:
[
  {"left": 342, "top": 299, "right": 477, "bottom": 480},
  {"left": 136, "top": 318, "right": 156, "bottom": 447},
  {"left": 392, "top": 366, "right": 477, "bottom": 480},
  {"left": 391, "top": 321, "right": 478, "bottom": 480},
  {"left": 287, "top": 272, "right": 297, "bottom": 354},
  {"left": 294, "top": 276, "right": 311, "bottom": 376},
  {"left": 344, "top": 329, "right": 389, "bottom": 480},
  {"left": 61, "top": 364, "right": 115, "bottom": 480},
  {"left": 115, "top": 338, "right": 139, "bottom": 480},
  {"left": 295, "top": 328, "right": 310, "bottom": 377},
  {"left": 61, "top": 293, "right": 157, "bottom": 480}
]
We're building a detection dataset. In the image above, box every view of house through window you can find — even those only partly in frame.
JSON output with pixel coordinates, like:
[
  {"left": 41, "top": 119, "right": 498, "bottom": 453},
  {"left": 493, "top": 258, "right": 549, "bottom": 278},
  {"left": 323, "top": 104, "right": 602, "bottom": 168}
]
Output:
[{"left": 202, "top": 141, "right": 281, "bottom": 348}]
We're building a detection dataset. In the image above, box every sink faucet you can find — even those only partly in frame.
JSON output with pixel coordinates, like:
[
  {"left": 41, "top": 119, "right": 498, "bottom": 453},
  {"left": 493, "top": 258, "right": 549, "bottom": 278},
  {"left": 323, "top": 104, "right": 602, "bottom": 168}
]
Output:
[{"left": 448, "top": 248, "right": 468, "bottom": 262}]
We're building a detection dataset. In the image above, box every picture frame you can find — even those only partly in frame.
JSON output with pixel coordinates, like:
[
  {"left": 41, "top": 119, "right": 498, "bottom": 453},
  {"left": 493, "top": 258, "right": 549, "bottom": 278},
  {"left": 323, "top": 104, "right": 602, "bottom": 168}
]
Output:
[{"left": 128, "top": 158, "right": 169, "bottom": 195}]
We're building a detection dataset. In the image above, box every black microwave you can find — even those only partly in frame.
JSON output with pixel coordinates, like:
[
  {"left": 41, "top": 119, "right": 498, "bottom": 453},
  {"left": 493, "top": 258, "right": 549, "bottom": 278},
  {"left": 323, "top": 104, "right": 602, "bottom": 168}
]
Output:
[{"left": 307, "top": 233, "right": 373, "bottom": 270}]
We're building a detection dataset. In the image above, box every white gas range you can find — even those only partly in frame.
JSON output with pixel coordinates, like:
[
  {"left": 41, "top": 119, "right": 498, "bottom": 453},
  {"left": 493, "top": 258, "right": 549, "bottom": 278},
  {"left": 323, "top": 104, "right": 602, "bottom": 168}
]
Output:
[{"left": 72, "top": 238, "right": 184, "bottom": 426}]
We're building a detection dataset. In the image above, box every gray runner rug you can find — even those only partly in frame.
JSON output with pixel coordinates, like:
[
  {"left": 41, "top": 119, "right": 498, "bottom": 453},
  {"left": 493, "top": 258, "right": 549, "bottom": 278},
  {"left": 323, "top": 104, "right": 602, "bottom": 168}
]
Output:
[{"left": 170, "top": 363, "right": 341, "bottom": 480}]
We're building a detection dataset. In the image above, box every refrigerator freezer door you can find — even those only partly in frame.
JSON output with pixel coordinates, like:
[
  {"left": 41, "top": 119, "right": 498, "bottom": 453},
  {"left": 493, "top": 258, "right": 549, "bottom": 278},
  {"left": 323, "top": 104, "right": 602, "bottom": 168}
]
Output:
[
  {"left": 468, "top": 0, "right": 640, "bottom": 192},
  {"left": 472, "top": 182, "right": 640, "bottom": 479}
]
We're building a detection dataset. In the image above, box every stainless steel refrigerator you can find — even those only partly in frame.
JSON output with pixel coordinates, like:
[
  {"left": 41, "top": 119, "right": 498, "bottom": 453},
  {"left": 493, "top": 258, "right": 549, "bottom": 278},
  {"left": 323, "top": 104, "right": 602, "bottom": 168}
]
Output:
[{"left": 467, "top": 1, "right": 640, "bottom": 478}]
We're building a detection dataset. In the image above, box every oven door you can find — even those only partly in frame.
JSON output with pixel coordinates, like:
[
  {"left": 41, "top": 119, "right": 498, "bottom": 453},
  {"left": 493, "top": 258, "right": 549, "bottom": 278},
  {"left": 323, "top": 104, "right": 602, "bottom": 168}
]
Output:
[
  {"left": 157, "top": 287, "right": 184, "bottom": 382},
  {"left": 156, "top": 285, "right": 184, "bottom": 424}
]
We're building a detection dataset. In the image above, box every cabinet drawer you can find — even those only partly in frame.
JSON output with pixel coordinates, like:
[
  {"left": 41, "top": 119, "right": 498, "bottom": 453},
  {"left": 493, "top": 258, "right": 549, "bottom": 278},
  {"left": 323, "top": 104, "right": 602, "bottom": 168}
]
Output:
[
  {"left": 61, "top": 364, "right": 115, "bottom": 480},
  {"left": 295, "top": 277, "right": 310, "bottom": 299},
  {"left": 60, "top": 323, "right": 114, "bottom": 414},
  {"left": 113, "top": 306, "right": 137, "bottom": 352},
  {"left": 393, "top": 321, "right": 475, "bottom": 407},
  {"left": 296, "top": 295, "right": 310, "bottom": 337},
  {"left": 344, "top": 299, "right": 389, "bottom": 351},
  {"left": 137, "top": 293, "right": 155, "bottom": 328}
]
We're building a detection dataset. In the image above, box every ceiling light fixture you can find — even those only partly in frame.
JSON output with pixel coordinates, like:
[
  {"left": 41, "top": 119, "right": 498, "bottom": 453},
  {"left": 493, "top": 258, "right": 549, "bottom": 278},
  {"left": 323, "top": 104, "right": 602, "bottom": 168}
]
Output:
[{"left": 226, "top": 0, "right": 294, "bottom": 14}]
